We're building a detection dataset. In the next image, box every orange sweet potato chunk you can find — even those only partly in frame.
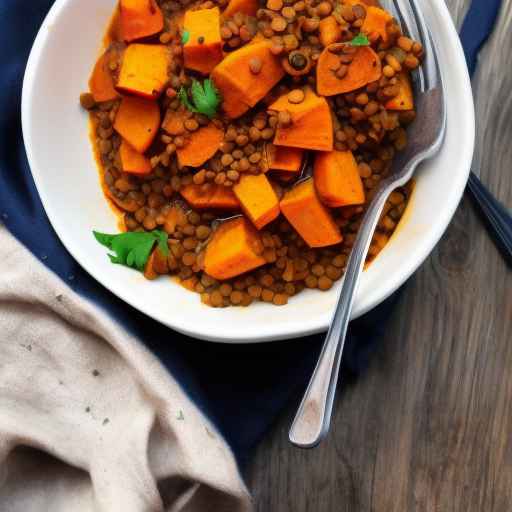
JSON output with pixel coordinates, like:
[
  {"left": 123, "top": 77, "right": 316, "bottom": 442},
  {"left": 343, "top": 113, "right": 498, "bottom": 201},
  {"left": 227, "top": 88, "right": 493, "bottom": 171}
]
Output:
[
  {"left": 361, "top": 6, "right": 393, "bottom": 43},
  {"left": 114, "top": 96, "right": 160, "bottom": 153},
  {"left": 204, "top": 217, "right": 266, "bottom": 280},
  {"left": 317, "top": 44, "right": 382, "bottom": 96},
  {"left": 343, "top": 0, "right": 380, "bottom": 6},
  {"left": 223, "top": 0, "right": 259, "bottom": 18},
  {"left": 211, "top": 40, "right": 285, "bottom": 118},
  {"left": 266, "top": 144, "right": 304, "bottom": 173},
  {"left": 233, "top": 174, "right": 280, "bottom": 229},
  {"left": 120, "top": 0, "right": 164, "bottom": 42},
  {"left": 119, "top": 139, "right": 152, "bottom": 174},
  {"left": 180, "top": 184, "right": 240, "bottom": 210},
  {"left": 319, "top": 16, "right": 342, "bottom": 47},
  {"left": 270, "top": 88, "right": 333, "bottom": 151},
  {"left": 268, "top": 86, "right": 324, "bottom": 119},
  {"left": 385, "top": 72, "right": 414, "bottom": 110},
  {"left": 280, "top": 178, "right": 342, "bottom": 248},
  {"left": 176, "top": 124, "right": 224, "bottom": 167},
  {"left": 314, "top": 150, "right": 365, "bottom": 207},
  {"left": 183, "top": 8, "right": 223, "bottom": 75},
  {"left": 89, "top": 51, "right": 119, "bottom": 102},
  {"left": 117, "top": 44, "right": 170, "bottom": 99}
]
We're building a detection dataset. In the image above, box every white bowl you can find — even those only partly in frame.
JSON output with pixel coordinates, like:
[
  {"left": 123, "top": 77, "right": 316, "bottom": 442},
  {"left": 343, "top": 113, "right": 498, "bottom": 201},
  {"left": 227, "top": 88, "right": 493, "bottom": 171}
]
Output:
[{"left": 22, "top": 0, "right": 474, "bottom": 343}]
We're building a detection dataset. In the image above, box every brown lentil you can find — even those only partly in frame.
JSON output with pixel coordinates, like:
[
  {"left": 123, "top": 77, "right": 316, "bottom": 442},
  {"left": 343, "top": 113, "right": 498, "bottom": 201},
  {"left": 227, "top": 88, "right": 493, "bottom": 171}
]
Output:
[
  {"left": 80, "top": 93, "right": 96, "bottom": 110},
  {"left": 267, "top": 0, "right": 283, "bottom": 10},
  {"left": 287, "top": 88, "right": 305, "bottom": 104},
  {"left": 270, "top": 16, "right": 288, "bottom": 32},
  {"left": 261, "top": 289, "right": 275, "bottom": 302},
  {"left": 249, "top": 56, "right": 262, "bottom": 74}
]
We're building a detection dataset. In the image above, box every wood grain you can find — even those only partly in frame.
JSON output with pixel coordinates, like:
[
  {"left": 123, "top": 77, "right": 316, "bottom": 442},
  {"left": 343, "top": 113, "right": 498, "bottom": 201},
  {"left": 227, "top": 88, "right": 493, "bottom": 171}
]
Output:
[{"left": 247, "top": 1, "right": 512, "bottom": 510}]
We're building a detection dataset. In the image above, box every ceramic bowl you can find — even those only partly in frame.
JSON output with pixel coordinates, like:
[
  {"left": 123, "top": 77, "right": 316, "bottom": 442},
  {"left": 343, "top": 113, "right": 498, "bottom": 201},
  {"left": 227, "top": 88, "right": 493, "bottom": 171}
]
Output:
[{"left": 22, "top": 0, "right": 474, "bottom": 342}]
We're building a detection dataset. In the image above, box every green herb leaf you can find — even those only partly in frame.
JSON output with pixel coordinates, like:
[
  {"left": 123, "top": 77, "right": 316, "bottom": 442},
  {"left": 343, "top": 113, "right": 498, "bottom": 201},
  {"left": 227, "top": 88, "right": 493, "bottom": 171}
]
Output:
[
  {"left": 349, "top": 33, "right": 370, "bottom": 46},
  {"left": 179, "top": 79, "right": 221, "bottom": 119},
  {"left": 178, "top": 86, "right": 199, "bottom": 113},
  {"left": 154, "top": 230, "right": 170, "bottom": 257},
  {"left": 93, "top": 230, "right": 169, "bottom": 272},
  {"left": 181, "top": 29, "right": 190, "bottom": 45},
  {"left": 93, "top": 231, "right": 116, "bottom": 248}
]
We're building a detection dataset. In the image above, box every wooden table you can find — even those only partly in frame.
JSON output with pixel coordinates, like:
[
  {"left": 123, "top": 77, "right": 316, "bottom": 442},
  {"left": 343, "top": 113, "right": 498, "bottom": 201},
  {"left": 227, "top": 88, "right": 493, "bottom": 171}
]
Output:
[{"left": 248, "top": 1, "right": 512, "bottom": 510}]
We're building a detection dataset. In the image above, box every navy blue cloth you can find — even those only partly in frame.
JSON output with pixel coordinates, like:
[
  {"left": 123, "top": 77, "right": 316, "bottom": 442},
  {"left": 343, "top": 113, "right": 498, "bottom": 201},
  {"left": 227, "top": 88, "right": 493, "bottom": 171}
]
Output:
[
  {"left": 0, "top": 0, "right": 498, "bottom": 467},
  {"left": 460, "top": 0, "right": 502, "bottom": 76}
]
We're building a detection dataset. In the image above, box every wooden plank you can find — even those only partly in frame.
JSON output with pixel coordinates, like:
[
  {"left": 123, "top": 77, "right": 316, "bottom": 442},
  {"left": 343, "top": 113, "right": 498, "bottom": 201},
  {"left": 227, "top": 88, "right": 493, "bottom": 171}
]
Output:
[{"left": 248, "top": 1, "right": 512, "bottom": 510}]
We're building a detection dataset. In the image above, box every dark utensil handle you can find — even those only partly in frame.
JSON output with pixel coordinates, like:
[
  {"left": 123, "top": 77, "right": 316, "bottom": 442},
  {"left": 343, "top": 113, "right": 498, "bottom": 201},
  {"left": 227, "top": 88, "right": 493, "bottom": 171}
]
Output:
[{"left": 467, "top": 171, "right": 512, "bottom": 267}]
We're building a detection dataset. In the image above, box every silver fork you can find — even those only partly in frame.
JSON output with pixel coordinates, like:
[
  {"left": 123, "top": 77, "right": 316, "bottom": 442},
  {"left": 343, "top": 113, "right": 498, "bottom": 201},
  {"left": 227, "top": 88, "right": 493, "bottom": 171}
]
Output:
[{"left": 289, "top": 0, "right": 447, "bottom": 448}]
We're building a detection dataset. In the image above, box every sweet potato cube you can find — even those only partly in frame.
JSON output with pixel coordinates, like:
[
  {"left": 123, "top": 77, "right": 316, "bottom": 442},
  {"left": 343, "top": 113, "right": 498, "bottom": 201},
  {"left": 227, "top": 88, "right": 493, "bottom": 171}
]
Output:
[
  {"left": 344, "top": 0, "right": 379, "bottom": 5},
  {"left": 117, "top": 44, "right": 170, "bottom": 99},
  {"left": 319, "top": 16, "right": 342, "bottom": 47},
  {"left": 314, "top": 150, "right": 365, "bottom": 207},
  {"left": 233, "top": 174, "right": 280, "bottom": 229},
  {"left": 280, "top": 178, "right": 342, "bottom": 248},
  {"left": 204, "top": 217, "right": 266, "bottom": 280},
  {"left": 385, "top": 72, "right": 414, "bottom": 110},
  {"left": 119, "top": 139, "right": 152, "bottom": 174},
  {"left": 183, "top": 8, "right": 223, "bottom": 75},
  {"left": 208, "top": 185, "right": 240, "bottom": 210},
  {"left": 361, "top": 6, "right": 393, "bottom": 42},
  {"left": 180, "top": 184, "right": 240, "bottom": 210},
  {"left": 180, "top": 185, "right": 213, "bottom": 209},
  {"left": 268, "top": 86, "right": 323, "bottom": 119},
  {"left": 120, "top": 0, "right": 164, "bottom": 42},
  {"left": 223, "top": 0, "right": 259, "bottom": 18},
  {"left": 114, "top": 96, "right": 160, "bottom": 153},
  {"left": 266, "top": 144, "right": 303, "bottom": 173},
  {"left": 211, "top": 40, "right": 285, "bottom": 118},
  {"left": 176, "top": 124, "right": 224, "bottom": 167},
  {"left": 316, "top": 45, "right": 381, "bottom": 96},
  {"left": 270, "top": 88, "right": 333, "bottom": 152},
  {"left": 89, "top": 50, "right": 119, "bottom": 102}
]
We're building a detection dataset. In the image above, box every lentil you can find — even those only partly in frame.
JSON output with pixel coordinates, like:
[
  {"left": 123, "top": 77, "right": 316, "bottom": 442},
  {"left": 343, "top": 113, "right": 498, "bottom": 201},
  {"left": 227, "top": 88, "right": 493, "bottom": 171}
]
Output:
[
  {"left": 249, "top": 56, "right": 262, "bottom": 74},
  {"left": 288, "top": 88, "right": 305, "bottom": 104}
]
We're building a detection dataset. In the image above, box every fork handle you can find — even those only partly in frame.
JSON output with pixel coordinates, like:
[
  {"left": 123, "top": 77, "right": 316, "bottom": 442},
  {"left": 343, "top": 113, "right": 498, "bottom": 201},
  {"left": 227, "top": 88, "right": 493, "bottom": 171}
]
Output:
[
  {"left": 467, "top": 171, "right": 512, "bottom": 268},
  {"left": 289, "top": 185, "right": 392, "bottom": 448}
]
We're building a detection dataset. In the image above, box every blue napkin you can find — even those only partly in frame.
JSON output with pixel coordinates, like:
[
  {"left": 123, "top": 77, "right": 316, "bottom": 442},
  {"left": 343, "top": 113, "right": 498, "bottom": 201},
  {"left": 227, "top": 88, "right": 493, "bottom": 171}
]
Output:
[
  {"left": 0, "top": 0, "right": 499, "bottom": 467},
  {"left": 460, "top": 0, "right": 502, "bottom": 76}
]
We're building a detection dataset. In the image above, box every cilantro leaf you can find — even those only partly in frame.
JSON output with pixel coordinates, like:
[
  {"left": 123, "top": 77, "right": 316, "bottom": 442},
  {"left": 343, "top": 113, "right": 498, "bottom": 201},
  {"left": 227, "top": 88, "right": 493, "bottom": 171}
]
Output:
[
  {"left": 179, "top": 79, "right": 220, "bottom": 119},
  {"left": 93, "top": 230, "right": 168, "bottom": 272},
  {"left": 349, "top": 33, "right": 370, "bottom": 46},
  {"left": 93, "top": 231, "right": 116, "bottom": 248},
  {"left": 154, "top": 230, "right": 170, "bottom": 257},
  {"left": 178, "top": 87, "right": 198, "bottom": 113}
]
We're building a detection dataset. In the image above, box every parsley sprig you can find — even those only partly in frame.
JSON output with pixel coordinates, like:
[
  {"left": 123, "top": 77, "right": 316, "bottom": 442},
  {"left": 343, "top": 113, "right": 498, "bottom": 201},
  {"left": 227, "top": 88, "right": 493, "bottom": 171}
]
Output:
[
  {"left": 93, "top": 230, "right": 169, "bottom": 272},
  {"left": 178, "top": 79, "right": 221, "bottom": 119},
  {"left": 349, "top": 33, "right": 370, "bottom": 47}
]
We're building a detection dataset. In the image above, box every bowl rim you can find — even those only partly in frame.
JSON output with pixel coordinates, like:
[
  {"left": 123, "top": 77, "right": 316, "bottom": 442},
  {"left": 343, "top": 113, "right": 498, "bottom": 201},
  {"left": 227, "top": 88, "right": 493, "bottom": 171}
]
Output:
[{"left": 21, "top": 0, "right": 475, "bottom": 343}]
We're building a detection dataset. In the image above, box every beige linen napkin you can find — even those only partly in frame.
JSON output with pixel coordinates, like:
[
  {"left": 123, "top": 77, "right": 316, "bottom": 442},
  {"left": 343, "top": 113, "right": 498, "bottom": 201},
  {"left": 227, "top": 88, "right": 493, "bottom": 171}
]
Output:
[{"left": 0, "top": 224, "right": 252, "bottom": 512}]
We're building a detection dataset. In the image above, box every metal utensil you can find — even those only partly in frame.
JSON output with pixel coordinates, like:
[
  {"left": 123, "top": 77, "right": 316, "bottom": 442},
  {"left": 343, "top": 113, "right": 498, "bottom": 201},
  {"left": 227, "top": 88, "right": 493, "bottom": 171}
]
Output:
[{"left": 289, "top": 0, "right": 447, "bottom": 448}]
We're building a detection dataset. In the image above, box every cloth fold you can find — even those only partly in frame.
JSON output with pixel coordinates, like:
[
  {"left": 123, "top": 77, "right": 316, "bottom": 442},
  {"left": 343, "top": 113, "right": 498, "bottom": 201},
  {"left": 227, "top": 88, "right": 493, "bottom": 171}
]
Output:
[{"left": 0, "top": 225, "right": 251, "bottom": 512}]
